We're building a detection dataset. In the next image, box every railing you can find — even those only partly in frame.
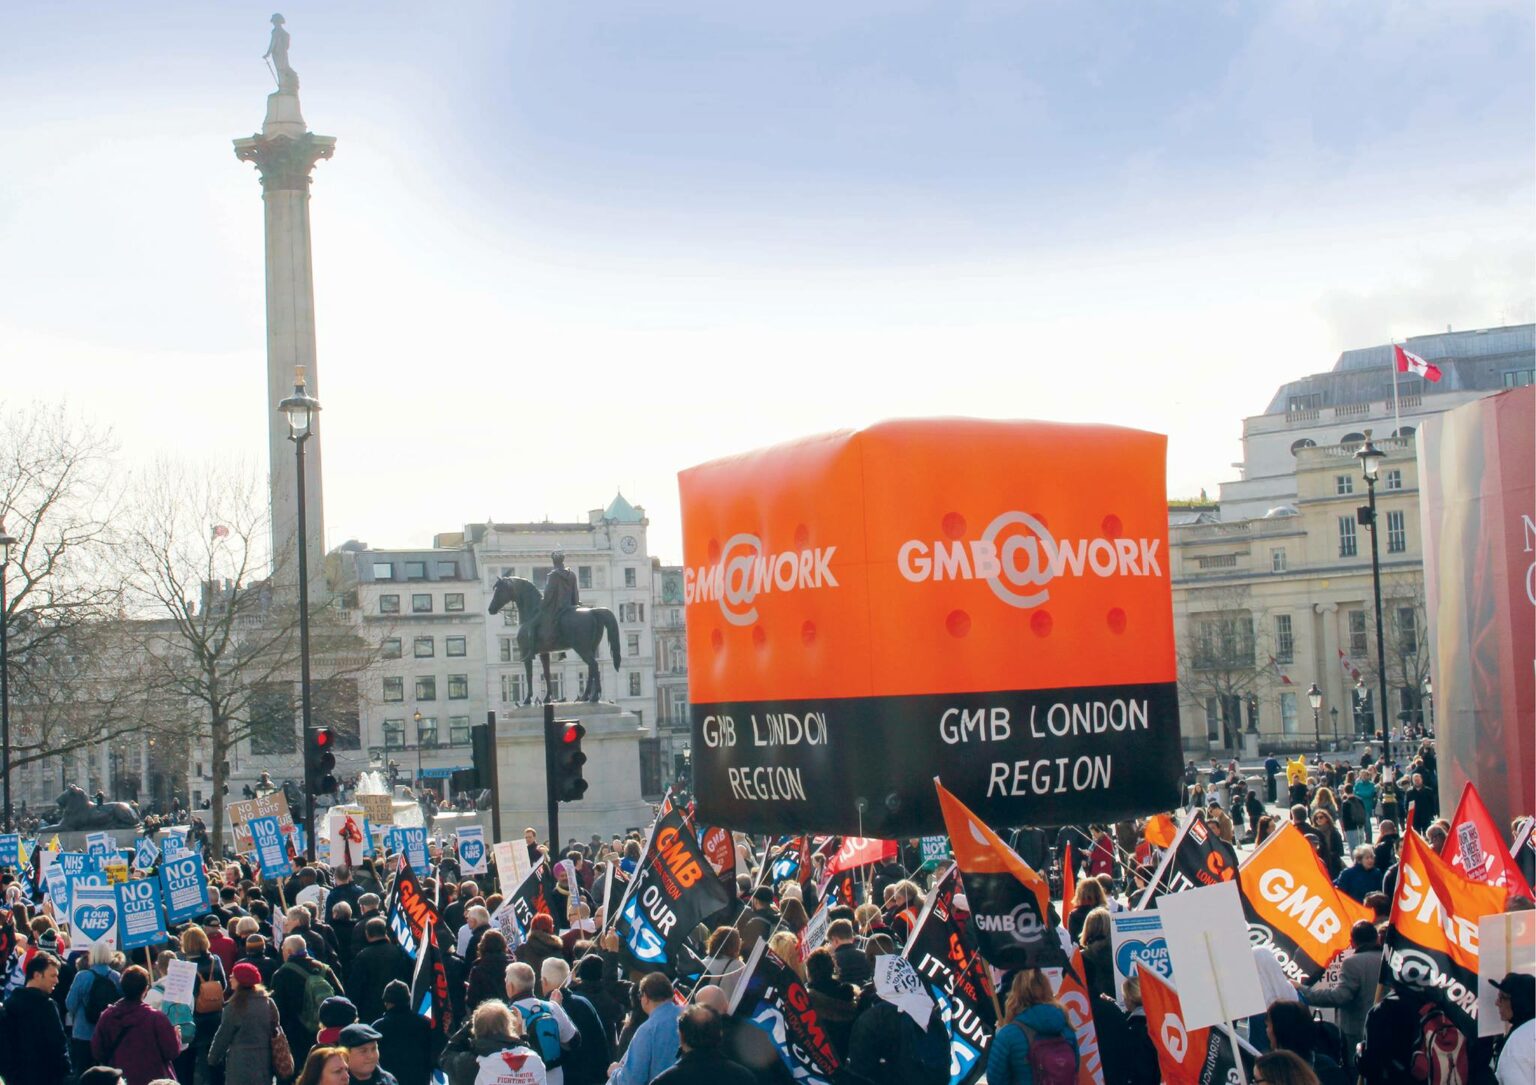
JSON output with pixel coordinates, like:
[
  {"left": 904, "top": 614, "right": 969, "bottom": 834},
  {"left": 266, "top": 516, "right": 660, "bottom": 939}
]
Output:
[
  {"left": 1332, "top": 403, "right": 1370, "bottom": 418},
  {"left": 1286, "top": 408, "right": 1320, "bottom": 424}
]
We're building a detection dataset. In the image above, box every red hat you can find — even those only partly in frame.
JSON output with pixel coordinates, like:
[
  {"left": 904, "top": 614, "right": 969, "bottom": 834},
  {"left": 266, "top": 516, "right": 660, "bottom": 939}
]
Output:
[
  {"left": 230, "top": 962, "right": 262, "bottom": 988},
  {"left": 530, "top": 913, "right": 555, "bottom": 934}
]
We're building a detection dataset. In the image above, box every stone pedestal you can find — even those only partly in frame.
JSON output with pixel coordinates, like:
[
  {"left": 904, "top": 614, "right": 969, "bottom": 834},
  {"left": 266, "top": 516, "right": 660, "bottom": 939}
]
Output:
[{"left": 494, "top": 703, "right": 653, "bottom": 847}]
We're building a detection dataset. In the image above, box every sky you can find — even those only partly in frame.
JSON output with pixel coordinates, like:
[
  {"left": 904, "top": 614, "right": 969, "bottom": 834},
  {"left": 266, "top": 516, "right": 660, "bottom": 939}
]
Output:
[{"left": 3, "top": 2, "right": 1532, "bottom": 564}]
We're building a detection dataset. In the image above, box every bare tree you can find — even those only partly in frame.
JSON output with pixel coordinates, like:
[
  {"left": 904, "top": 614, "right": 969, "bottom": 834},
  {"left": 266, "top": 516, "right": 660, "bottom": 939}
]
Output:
[
  {"left": 1354, "top": 573, "right": 1432, "bottom": 732},
  {"left": 121, "top": 459, "right": 374, "bottom": 854},
  {"left": 0, "top": 406, "right": 155, "bottom": 796},
  {"left": 1176, "top": 585, "right": 1279, "bottom": 753}
]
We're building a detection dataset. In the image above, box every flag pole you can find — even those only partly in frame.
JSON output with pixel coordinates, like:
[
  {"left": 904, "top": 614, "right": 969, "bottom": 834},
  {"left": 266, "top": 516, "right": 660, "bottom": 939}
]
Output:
[{"left": 1389, "top": 338, "right": 1402, "bottom": 436}]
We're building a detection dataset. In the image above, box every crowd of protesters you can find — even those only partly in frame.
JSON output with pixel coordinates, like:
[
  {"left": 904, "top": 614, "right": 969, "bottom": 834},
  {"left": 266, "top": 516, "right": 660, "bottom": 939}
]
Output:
[{"left": 0, "top": 738, "right": 1531, "bottom": 1085}]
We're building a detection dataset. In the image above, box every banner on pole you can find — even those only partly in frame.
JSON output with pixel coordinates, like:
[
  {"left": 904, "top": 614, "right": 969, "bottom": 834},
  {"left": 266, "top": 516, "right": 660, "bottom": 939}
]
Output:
[
  {"left": 457, "top": 826, "right": 488, "bottom": 875},
  {"left": 160, "top": 853, "right": 210, "bottom": 925},
  {"left": 250, "top": 815, "right": 294, "bottom": 878},
  {"left": 118, "top": 877, "right": 168, "bottom": 951}
]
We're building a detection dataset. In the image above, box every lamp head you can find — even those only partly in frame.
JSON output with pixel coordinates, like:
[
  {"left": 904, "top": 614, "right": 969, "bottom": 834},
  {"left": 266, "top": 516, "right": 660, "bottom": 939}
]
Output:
[
  {"left": 1355, "top": 429, "right": 1385, "bottom": 481},
  {"left": 0, "top": 519, "right": 15, "bottom": 564},
  {"left": 278, "top": 367, "right": 321, "bottom": 440},
  {"left": 1307, "top": 683, "right": 1323, "bottom": 711}
]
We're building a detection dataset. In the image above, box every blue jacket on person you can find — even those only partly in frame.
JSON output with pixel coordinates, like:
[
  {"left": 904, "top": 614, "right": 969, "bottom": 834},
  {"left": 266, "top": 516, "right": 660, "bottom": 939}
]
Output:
[
  {"left": 985, "top": 1003, "right": 1079, "bottom": 1085},
  {"left": 64, "top": 963, "right": 121, "bottom": 1042},
  {"left": 1334, "top": 862, "right": 1384, "bottom": 903},
  {"left": 606, "top": 998, "right": 680, "bottom": 1085}
]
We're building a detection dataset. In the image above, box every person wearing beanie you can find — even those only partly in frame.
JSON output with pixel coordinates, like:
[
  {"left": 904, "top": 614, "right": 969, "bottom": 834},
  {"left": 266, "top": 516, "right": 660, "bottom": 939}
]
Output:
[
  {"left": 208, "top": 961, "right": 280, "bottom": 1085},
  {"left": 373, "top": 980, "right": 434, "bottom": 1085},
  {"left": 317, "top": 996, "right": 359, "bottom": 1047},
  {"left": 1493, "top": 971, "right": 1534, "bottom": 1084},
  {"left": 514, "top": 913, "right": 566, "bottom": 978}
]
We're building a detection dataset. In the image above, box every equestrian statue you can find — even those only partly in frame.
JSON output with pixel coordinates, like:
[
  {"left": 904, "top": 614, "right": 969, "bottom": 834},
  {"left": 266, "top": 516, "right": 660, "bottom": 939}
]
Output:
[
  {"left": 40, "top": 785, "right": 141, "bottom": 834},
  {"left": 487, "top": 550, "right": 622, "bottom": 704}
]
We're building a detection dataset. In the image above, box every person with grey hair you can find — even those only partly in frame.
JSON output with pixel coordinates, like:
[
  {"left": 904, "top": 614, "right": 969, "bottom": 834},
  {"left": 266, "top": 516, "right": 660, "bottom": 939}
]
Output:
[
  {"left": 273, "top": 933, "right": 341, "bottom": 1065},
  {"left": 64, "top": 940, "right": 121, "bottom": 1079},
  {"left": 1333, "top": 844, "right": 1383, "bottom": 903},
  {"left": 505, "top": 962, "right": 578, "bottom": 1085},
  {"left": 439, "top": 999, "right": 545, "bottom": 1085},
  {"left": 457, "top": 905, "right": 490, "bottom": 960},
  {"left": 350, "top": 893, "right": 385, "bottom": 962},
  {"left": 543, "top": 959, "right": 610, "bottom": 1085}
]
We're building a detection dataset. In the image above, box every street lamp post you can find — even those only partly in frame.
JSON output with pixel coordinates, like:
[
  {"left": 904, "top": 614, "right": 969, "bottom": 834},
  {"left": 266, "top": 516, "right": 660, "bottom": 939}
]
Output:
[
  {"left": 413, "top": 712, "right": 424, "bottom": 787},
  {"left": 1307, "top": 683, "right": 1323, "bottom": 755},
  {"left": 278, "top": 371, "right": 321, "bottom": 860},
  {"left": 1356, "top": 431, "right": 1392, "bottom": 768},
  {"left": 0, "top": 520, "right": 15, "bottom": 833},
  {"left": 1423, "top": 675, "right": 1434, "bottom": 731},
  {"left": 1328, "top": 706, "right": 1339, "bottom": 748}
]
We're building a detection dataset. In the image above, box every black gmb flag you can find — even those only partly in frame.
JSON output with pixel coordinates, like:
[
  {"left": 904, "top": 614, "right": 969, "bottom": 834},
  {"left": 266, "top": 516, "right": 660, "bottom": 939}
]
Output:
[
  {"left": 729, "top": 944, "right": 840, "bottom": 1085},
  {"left": 903, "top": 863, "right": 996, "bottom": 1085},
  {"left": 615, "top": 804, "right": 732, "bottom": 974},
  {"left": 935, "top": 778, "right": 1066, "bottom": 970},
  {"left": 1136, "top": 808, "right": 1239, "bottom": 908},
  {"left": 385, "top": 859, "right": 455, "bottom": 1040}
]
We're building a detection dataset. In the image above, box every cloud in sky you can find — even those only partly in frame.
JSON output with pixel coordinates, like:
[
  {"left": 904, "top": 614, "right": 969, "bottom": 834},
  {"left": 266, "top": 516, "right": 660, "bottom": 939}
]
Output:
[{"left": 1, "top": 1, "right": 1530, "bottom": 562}]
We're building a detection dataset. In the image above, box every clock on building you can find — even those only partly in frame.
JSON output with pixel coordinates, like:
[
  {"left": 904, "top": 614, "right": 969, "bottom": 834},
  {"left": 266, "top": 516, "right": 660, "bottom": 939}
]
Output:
[{"left": 620, "top": 535, "right": 637, "bottom": 554}]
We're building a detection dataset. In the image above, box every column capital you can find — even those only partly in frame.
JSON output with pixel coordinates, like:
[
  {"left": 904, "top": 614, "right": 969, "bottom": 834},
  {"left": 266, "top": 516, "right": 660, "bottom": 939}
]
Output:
[{"left": 233, "top": 132, "right": 336, "bottom": 192}]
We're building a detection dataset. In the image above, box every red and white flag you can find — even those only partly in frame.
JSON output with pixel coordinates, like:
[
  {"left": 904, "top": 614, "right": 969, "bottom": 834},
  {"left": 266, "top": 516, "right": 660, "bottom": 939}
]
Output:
[
  {"left": 1395, "top": 344, "right": 1443, "bottom": 382},
  {"left": 1440, "top": 781, "right": 1535, "bottom": 897}
]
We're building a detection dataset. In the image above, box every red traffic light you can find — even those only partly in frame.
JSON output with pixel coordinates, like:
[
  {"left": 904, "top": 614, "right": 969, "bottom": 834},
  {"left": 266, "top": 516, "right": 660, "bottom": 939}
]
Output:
[
  {"left": 561, "top": 724, "right": 584, "bottom": 744},
  {"left": 314, "top": 728, "right": 333, "bottom": 747}
]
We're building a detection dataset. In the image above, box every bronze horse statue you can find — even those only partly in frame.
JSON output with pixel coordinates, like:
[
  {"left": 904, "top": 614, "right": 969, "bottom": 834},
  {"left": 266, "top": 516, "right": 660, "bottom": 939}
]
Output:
[
  {"left": 39, "top": 784, "right": 141, "bottom": 833},
  {"left": 487, "top": 576, "right": 621, "bottom": 704}
]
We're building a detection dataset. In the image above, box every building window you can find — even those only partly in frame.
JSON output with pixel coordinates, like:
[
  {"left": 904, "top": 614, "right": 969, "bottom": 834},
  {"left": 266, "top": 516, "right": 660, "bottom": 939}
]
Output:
[
  {"left": 383, "top": 677, "right": 404, "bottom": 703},
  {"left": 372, "top": 562, "right": 394, "bottom": 580},
  {"left": 637, "top": 602, "right": 645, "bottom": 622},
  {"left": 1287, "top": 393, "right": 1322, "bottom": 412},
  {"left": 1335, "top": 475, "right": 1354, "bottom": 495},
  {"left": 445, "top": 593, "right": 465, "bottom": 612},
  {"left": 1271, "top": 548, "right": 1287, "bottom": 573},
  {"left": 1290, "top": 438, "right": 1317, "bottom": 456},
  {"left": 624, "top": 567, "right": 637, "bottom": 588},
  {"left": 503, "top": 610, "right": 519, "bottom": 627},
  {"left": 447, "top": 674, "right": 469, "bottom": 700},
  {"left": 1280, "top": 692, "right": 1298, "bottom": 735},
  {"left": 1348, "top": 610, "right": 1368, "bottom": 656},
  {"left": 578, "top": 565, "right": 592, "bottom": 590},
  {"left": 446, "top": 636, "right": 466, "bottom": 657},
  {"left": 1385, "top": 469, "right": 1403, "bottom": 491},
  {"left": 629, "top": 671, "right": 642, "bottom": 697},
  {"left": 412, "top": 593, "right": 433, "bottom": 613},
  {"left": 1386, "top": 510, "right": 1407, "bottom": 553},
  {"left": 499, "top": 637, "right": 514, "bottom": 663},
  {"left": 500, "top": 674, "right": 524, "bottom": 704},
  {"left": 1395, "top": 606, "right": 1418, "bottom": 654},
  {"left": 405, "top": 560, "right": 427, "bottom": 580},
  {"left": 414, "top": 636, "right": 434, "bottom": 658},
  {"left": 436, "top": 560, "right": 458, "bottom": 578},
  {"left": 1204, "top": 698, "right": 1220, "bottom": 742},
  {"left": 627, "top": 632, "right": 640, "bottom": 657},
  {"left": 1503, "top": 369, "right": 1535, "bottom": 387},
  {"left": 1338, "top": 516, "right": 1358, "bottom": 557},
  {"left": 415, "top": 676, "right": 437, "bottom": 701},
  {"left": 449, "top": 716, "right": 471, "bottom": 746},
  {"left": 1193, "top": 614, "right": 1255, "bottom": 668},
  {"left": 544, "top": 672, "right": 563, "bottom": 700},
  {"left": 1196, "top": 554, "right": 1238, "bottom": 569},
  {"left": 379, "top": 594, "right": 401, "bottom": 614},
  {"left": 417, "top": 716, "right": 438, "bottom": 747},
  {"left": 383, "top": 719, "right": 405, "bottom": 749},
  {"left": 1274, "top": 614, "right": 1294, "bottom": 663},
  {"left": 638, "top": 738, "right": 663, "bottom": 799},
  {"left": 381, "top": 637, "right": 402, "bottom": 660}
]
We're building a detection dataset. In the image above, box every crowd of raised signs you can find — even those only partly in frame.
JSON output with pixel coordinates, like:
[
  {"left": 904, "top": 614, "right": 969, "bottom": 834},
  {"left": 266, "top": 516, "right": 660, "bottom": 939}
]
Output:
[{"left": 0, "top": 754, "right": 1531, "bottom": 1085}]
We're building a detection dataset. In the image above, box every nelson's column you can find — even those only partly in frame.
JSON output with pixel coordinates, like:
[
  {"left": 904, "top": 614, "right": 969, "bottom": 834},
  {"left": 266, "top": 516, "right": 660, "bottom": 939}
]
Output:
[{"left": 234, "top": 14, "right": 333, "bottom": 589}]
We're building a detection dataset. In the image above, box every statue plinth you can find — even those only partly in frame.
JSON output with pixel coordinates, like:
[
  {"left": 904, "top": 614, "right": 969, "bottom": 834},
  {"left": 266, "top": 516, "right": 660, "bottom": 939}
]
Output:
[
  {"left": 262, "top": 89, "right": 307, "bottom": 139},
  {"left": 494, "top": 702, "right": 656, "bottom": 843}
]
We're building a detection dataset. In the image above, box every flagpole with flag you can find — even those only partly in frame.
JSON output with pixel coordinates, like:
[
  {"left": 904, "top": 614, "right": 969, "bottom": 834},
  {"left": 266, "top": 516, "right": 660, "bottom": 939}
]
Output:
[{"left": 1389, "top": 338, "right": 1402, "bottom": 435}]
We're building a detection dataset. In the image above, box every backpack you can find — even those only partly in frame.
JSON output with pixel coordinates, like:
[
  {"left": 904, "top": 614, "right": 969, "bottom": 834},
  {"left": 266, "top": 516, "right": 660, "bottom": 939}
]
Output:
[
  {"left": 517, "top": 1000, "right": 563, "bottom": 1067},
  {"left": 1410, "top": 1003, "right": 1468, "bottom": 1084},
  {"left": 195, "top": 960, "right": 225, "bottom": 1015},
  {"left": 1017, "top": 1021, "right": 1078, "bottom": 1085},
  {"left": 83, "top": 970, "right": 120, "bottom": 1024},
  {"left": 298, "top": 963, "right": 337, "bottom": 1034}
]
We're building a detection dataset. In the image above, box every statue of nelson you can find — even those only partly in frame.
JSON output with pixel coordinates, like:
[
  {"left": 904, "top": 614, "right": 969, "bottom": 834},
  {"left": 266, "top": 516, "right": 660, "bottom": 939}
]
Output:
[{"left": 538, "top": 550, "right": 580, "bottom": 649}]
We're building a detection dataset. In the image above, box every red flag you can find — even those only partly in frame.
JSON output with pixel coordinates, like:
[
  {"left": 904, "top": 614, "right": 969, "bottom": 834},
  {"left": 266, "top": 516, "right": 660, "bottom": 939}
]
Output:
[
  {"left": 1061, "top": 841, "right": 1077, "bottom": 918},
  {"left": 824, "top": 837, "right": 897, "bottom": 878},
  {"left": 1440, "top": 780, "right": 1535, "bottom": 897},
  {"left": 1395, "top": 343, "right": 1443, "bottom": 382}
]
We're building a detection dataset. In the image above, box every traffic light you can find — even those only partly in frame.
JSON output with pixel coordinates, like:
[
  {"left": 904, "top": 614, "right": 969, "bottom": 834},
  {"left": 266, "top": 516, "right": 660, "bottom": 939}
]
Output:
[
  {"left": 553, "top": 721, "right": 588, "bottom": 802},
  {"left": 306, "top": 727, "right": 338, "bottom": 796}
]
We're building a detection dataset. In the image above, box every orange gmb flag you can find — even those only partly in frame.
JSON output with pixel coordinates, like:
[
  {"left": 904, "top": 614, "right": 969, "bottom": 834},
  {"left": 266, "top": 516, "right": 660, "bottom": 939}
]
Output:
[
  {"left": 1441, "top": 780, "right": 1535, "bottom": 897},
  {"left": 1144, "top": 813, "right": 1177, "bottom": 849},
  {"left": 1386, "top": 829, "right": 1509, "bottom": 1035},
  {"left": 1238, "top": 822, "right": 1373, "bottom": 984},
  {"left": 1138, "top": 966, "right": 1250, "bottom": 1085},
  {"left": 1050, "top": 948, "right": 1105, "bottom": 1085},
  {"left": 935, "top": 777, "right": 1061, "bottom": 969}
]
